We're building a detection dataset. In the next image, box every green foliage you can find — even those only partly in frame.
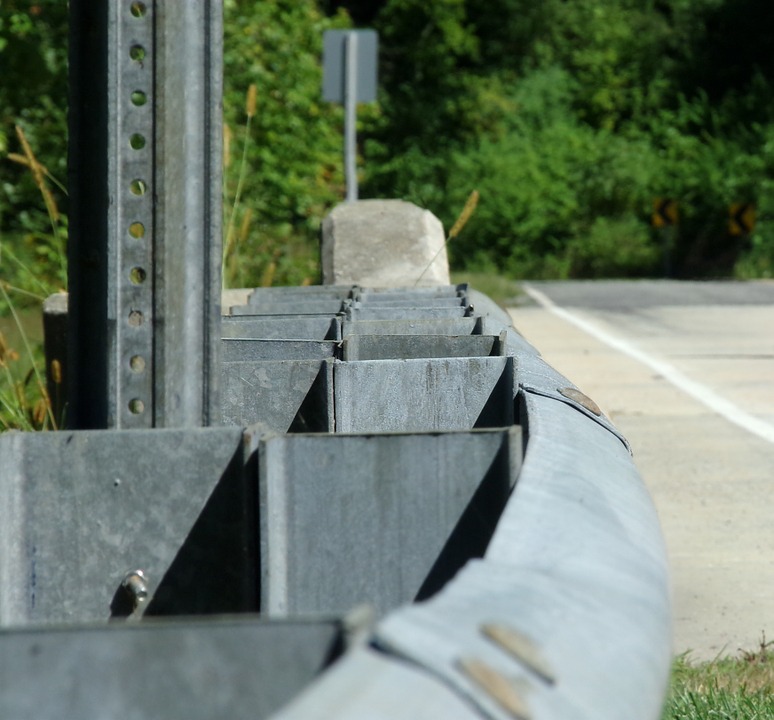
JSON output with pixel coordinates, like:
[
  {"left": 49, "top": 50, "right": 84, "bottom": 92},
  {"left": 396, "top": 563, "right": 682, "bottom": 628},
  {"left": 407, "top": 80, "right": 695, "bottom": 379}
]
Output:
[
  {"left": 3, "top": 0, "right": 774, "bottom": 289},
  {"left": 364, "top": 0, "right": 774, "bottom": 279},
  {"left": 221, "top": 0, "right": 354, "bottom": 287},
  {"left": 0, "top": 2, "right": 68, "bottom": 236},
  {"left": 434, "top": 66, "right": 660, "bottom": 278},
  {"left": 662, "top": 648, "right": 774, "bottom": 719}
]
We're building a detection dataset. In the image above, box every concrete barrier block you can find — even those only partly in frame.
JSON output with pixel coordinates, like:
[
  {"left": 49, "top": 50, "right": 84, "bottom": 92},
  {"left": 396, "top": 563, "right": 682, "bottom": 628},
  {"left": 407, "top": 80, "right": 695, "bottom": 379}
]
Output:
[
  {"left": 259, "top": 429, "right": 521, "bottom": 617},
  {"left": 321, "top": 200, "right": 450, "bottom": 287}
]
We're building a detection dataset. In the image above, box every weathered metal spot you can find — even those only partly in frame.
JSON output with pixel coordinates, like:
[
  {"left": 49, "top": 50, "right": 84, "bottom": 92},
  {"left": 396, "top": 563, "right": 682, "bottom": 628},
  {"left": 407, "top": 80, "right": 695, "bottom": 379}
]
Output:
[
  {"left": 481, "top": 623, "right": 556, "bottom": 685},
  {"left": 457, "top": 656, "right": 531, "bottom": 720},
  {"left": 558, "top": 387, "right": 602, "bottom": 416}
]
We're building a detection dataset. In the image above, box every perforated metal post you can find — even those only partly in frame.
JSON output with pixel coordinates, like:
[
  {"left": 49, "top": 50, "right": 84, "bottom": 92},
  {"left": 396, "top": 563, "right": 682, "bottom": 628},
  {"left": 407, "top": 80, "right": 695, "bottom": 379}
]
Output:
[{"left": 68, "top": 0, "right": 223, "bottom": 429}]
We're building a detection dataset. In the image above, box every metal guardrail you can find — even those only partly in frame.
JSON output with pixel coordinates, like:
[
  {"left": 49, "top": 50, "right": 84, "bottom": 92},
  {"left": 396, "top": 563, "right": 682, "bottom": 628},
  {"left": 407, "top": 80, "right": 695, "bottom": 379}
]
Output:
[{"left": 1, "top": 285, "right": 672, "bottom": 719}]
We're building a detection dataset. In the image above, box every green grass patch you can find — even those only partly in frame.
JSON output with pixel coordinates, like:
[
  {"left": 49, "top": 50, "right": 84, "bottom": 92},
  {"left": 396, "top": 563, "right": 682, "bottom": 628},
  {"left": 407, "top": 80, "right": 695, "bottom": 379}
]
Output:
[
  {"left": 663, "top": 640, "right": 774, "bottom": 719},
  {"left": 450, "top": 271, "right": 523, "bottom": 309}
]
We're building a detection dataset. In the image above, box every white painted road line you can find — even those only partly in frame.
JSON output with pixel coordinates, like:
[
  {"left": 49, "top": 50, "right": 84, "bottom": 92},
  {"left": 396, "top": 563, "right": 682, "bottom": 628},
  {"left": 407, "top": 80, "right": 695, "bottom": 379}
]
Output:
[{"left": 523, "top": 284, "right": 774, "bottom": 446}]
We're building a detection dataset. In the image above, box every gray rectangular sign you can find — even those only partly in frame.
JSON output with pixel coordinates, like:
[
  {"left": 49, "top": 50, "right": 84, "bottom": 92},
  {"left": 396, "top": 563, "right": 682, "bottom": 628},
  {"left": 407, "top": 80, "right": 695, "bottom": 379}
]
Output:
[{"left": 323, "top": 29, "right": 378, "bottom": 103}]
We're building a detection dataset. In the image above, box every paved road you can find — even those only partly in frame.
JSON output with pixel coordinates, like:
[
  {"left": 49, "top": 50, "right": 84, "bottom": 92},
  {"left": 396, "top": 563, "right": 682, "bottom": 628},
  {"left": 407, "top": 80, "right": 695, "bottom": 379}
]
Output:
[{"left": 508, "top": 280, "right": 774, "bottom": 662}]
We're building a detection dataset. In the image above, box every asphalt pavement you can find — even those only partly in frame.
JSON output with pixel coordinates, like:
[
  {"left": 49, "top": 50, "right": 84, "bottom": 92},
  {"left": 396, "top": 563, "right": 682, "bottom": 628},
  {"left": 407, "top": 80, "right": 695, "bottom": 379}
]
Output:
[{"left": 508, "top": 279, "right": 774, "bottom": 662}]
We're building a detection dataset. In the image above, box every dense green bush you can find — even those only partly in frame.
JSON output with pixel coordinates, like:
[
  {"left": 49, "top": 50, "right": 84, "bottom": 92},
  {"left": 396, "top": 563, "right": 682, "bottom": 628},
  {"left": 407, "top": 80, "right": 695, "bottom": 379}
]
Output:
[
  {"left": 2, "top": 0, "right": 774, "bottom": 284},
  {"left": 362, "top": 0, "right": 774, "bottom": 279},
  {"left": 221, "top": 0, "right": 356, "bottom": 287}
]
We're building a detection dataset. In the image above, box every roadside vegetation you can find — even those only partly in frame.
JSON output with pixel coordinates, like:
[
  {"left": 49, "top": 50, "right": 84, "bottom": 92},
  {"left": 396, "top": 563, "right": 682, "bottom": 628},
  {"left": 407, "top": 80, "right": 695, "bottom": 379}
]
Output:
[
  {"left": 663, "top": 640, "right": 774, "bottom": 719},
  {"left": 3, "top": 0, "right": 774, "bottom": 294}
]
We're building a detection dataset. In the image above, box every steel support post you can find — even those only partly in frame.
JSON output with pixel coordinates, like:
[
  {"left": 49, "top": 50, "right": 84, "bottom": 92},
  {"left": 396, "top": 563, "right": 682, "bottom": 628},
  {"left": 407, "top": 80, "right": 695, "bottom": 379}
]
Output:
[
  {"left": 343, "top": 32, "right": 358, "bottom": 203},
  {"left": 68, "top": 0, "right": 223, "bottom": 429}
]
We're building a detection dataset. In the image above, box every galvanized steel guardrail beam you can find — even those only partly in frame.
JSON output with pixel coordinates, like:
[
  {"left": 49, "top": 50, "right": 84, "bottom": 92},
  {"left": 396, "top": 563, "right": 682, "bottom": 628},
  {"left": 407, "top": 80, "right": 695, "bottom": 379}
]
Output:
[
  {"left": 259, "top": 287, "right": 672, "bottom": 720},
  {"left": 2, "top": 281, "right": 671, "bottom": 719}
]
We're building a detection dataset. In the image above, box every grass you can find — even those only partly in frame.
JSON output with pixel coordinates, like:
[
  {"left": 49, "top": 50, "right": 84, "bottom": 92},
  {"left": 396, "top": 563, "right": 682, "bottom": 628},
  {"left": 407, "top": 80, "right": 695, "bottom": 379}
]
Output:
[
  {"left": 450, "top": 270, "right": 523, "bottom": 308},
  {"left": 1, "top": 126, "right": 64, "bottom": 431},
  {"left": 662, "top": 638, "right": 774, "bottom": 719}
]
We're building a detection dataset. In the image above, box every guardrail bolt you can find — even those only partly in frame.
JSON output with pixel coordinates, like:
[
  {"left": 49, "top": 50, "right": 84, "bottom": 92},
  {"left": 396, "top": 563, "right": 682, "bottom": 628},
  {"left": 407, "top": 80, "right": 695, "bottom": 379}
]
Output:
[{"left": 121, "top": 570, "right": 148, "bottom": 610}]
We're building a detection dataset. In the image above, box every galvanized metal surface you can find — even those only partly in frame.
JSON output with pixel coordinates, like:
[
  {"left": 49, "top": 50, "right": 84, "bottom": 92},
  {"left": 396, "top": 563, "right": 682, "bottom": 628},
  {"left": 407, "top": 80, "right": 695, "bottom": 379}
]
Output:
[
  {"left": 342, "top": 317, "right": 481, "bottom": 336},
  {"left": 333, "top": 356, "right": 514, "bottom": 432},
  {"left": 229, "top": 302, "right": 344, "bottom": 316},
  {"left": 246, "top": 285, "right": 355, "bottom": 305},
  {"left": 221, "top": 360, "right": 333, "bottom": 431},
  {"left": 347, "top": 305, "right": 470, "bottom": 320},
  {"left": 222, "top": 338, "right": 340, "bottom": 362},
  {"left": 49, "top": 1, "right": 666, "bottom": 715},
  {"left": 258, "top": 430, "right": 520, "bottom": 618},
  {"left": 355, "top": 284, "right": 468, "bottom": 299},
  {"left": 0, "top": 427, "right": 253, "bottom": 625},
  {"left": 341, "top": 334, "right": 501, "bottom": 360},
  {"left": 222, "top": 316, "right": 341, "bottom": 341},
  {"left": 351, "top": 296, "right": 465, "bottom": 309},
  {"left": 322, "top": 30, "right": 379, "bottom": 104},
  {"left": 0, "top": 617, "right": 341, "bottom": 720},
  {"left": 262, "top": 285, "right": 671, "bottom": 720},
  {"left": 272, "top": 645, "right": 482, "bottom": 720},
  {"left": 67, "top": 0, "right": 222, "bottom": 429},
  {"left": 18, "top": 276, "right": 670, "bottom": 719},
  {"left": 371, "top": 396, "right": 671, "bottom": 720}
]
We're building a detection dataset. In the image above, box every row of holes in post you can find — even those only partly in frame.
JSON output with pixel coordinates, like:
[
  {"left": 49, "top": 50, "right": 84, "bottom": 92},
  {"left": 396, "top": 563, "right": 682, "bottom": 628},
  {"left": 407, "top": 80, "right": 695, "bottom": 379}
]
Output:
[{"left": 128, "top": 0, "right": 149, "bottom": 416}]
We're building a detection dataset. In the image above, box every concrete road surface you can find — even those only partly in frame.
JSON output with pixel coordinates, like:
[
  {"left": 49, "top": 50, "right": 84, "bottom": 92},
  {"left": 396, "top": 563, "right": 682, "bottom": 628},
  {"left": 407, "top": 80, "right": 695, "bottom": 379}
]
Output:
[{"left": 508, "top": 280, "right": 774, "bottom": 662}]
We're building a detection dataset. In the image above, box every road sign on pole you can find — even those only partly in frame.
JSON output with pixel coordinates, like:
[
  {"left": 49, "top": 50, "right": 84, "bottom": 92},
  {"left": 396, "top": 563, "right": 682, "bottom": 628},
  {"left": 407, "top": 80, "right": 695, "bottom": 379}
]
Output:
[
  {"left": 729, "top": 203, "right": 755, "bottom": 236},
  {"left": 323, "top": 30, "right": 378, "bottom": 203},
  {"left": 652, "top": 198, "right": 679, "bottom": 228}
]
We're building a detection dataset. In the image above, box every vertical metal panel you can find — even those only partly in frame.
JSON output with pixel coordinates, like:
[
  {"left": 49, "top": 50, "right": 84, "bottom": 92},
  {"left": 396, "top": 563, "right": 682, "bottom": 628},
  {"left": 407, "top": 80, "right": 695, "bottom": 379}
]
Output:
[
  {"left": 68, "top": 0, "right": 222, "bottom": 429},
  {"left": 153, "top": 1, "right": 223, "bottom": 427},
  {"left": 258, "top": 430, "right": 519, "bottom": 617},
  {"left": 0, "top": 428, "right": 253, "bottom": 626},
  {"left": 333, "top": 357, "right": 514, "bottom": 433}
]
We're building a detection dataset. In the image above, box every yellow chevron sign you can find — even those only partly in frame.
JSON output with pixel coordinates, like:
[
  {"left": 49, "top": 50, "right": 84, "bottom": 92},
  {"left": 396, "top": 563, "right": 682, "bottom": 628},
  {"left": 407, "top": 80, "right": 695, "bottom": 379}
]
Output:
[
  {"left": 729, "top": 203, "right": 755, "bottom": 236},
  {"left": 652, "top": 198, "right": 678, "bottom": 228}
]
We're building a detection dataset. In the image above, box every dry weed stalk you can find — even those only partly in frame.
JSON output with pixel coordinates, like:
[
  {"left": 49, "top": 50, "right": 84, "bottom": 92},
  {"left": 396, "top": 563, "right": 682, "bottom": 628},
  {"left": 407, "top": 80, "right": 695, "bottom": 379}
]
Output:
[{"left": 415, "top": 189, "right": 480, "bottom": 287}]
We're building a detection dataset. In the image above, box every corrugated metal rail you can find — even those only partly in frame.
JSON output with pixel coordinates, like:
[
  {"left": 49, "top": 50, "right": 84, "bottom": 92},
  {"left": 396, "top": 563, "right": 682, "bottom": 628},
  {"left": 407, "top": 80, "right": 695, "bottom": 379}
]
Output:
[{"left": 1, "top": 283, "right": 671, "bottom": 719}]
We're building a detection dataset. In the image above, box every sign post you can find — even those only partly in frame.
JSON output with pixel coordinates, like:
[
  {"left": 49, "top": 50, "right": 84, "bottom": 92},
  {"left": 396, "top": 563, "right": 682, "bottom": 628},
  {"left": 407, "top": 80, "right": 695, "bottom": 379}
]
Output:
[
  {"left": 652, "top": 198, "right": 679, "bottom": 277},
  {"left": 68, "top": 0, "right": 223, "bottom": 429},
  {"left": 323, "top": 30, "right": 378, "bottom": 203},
  {"left": 729, "top": 202, "right": 756, "bottom": 236}
]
